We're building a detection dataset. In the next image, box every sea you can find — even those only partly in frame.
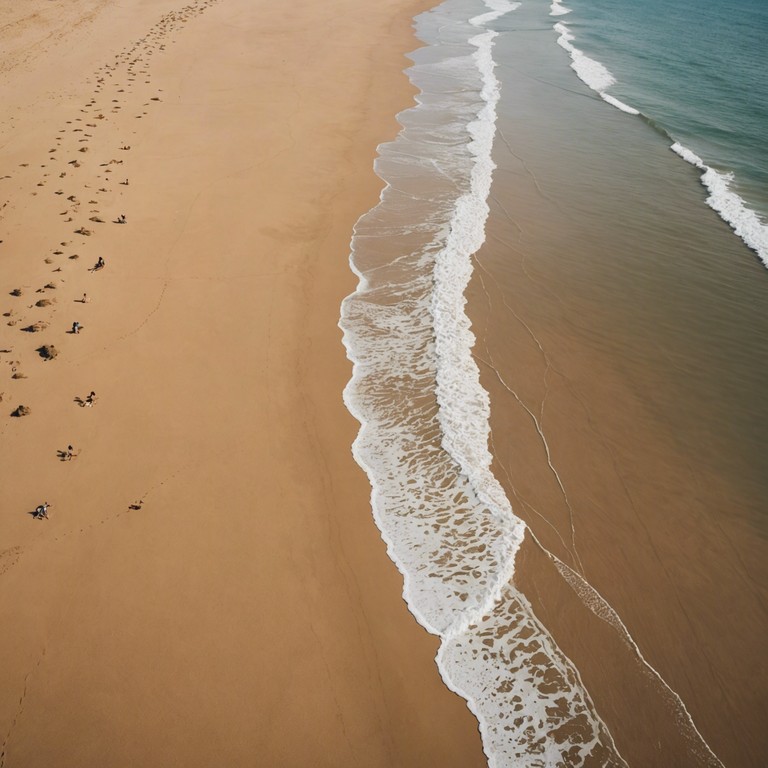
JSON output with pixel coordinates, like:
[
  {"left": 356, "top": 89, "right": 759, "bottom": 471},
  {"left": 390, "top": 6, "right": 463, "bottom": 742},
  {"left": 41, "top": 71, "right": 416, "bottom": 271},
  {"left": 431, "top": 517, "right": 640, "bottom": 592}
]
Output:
[{"left": 340, "top": 0, "right": 767, "bottom": 766}]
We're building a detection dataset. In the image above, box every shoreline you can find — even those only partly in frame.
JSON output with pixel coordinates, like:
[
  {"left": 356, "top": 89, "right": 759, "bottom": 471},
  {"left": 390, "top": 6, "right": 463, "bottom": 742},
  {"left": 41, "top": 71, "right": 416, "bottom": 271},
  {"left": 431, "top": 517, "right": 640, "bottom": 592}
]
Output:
[
  {"left": 339, "top": 2, "right": 629, "bottom": 762},
  {"left": 0, "top": 1, "right": 489, "bottom": 765},
  {"left": 464, "top": 2, "right": 768, "bottom": 763}
]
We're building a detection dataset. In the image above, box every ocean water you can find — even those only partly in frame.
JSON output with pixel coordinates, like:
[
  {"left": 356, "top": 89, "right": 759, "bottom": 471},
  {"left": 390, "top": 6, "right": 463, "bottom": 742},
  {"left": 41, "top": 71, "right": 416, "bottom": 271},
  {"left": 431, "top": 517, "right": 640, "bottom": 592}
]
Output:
[
  {"left": 341, "top": 0, "right": 767, "bottom": 765},
  {"left": 551, "top": 0, "right": 768, "bottom": 265}
]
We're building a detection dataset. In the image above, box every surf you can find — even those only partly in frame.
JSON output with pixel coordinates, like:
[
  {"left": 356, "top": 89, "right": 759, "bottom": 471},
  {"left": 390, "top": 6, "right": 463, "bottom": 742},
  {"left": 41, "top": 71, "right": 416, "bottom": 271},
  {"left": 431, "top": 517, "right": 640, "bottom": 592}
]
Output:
[{"left": 340, "top": 0, "right": 626, "bottom": 763}]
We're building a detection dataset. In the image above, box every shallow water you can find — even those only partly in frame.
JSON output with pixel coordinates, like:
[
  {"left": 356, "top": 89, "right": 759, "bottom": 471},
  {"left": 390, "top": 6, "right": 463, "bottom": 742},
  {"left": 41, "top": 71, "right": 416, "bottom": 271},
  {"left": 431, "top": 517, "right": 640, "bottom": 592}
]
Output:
[
  {"left": 473, "top": 0, "right": 768, "bottom": 763},
  {"left": 342, "top": 0, "right": 768, "bottom": 764}
]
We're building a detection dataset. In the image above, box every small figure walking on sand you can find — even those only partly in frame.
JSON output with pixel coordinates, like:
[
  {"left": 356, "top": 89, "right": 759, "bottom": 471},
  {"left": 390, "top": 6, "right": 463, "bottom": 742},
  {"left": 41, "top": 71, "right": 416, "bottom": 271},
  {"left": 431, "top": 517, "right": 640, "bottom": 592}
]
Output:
[
  {"left": 59, "top": 444, "right": 77, "bottom": 461},
  {"left": 80, "top": 293, "right": 89, "bottom": 303},
  {"left": 34, "top": 501, "right": 50, "bottom": 520},
  {"left": 85, "top": 391, "right": 96, "bottom": 407},
  {"left": 72, "top": 321, "right": 81, "bottom": 334}
]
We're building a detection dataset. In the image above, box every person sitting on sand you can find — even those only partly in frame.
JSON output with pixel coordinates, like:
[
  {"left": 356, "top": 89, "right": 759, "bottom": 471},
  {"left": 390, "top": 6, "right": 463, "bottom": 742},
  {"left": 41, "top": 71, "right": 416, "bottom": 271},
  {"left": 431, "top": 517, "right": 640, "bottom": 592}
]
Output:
[
  {"left": 34, "top": 502, "right": 49, "bottom": 519},
  {"left": 72, "top": 321, "right": 81, "bottom": 334},
  {"left": 85, "top": 391, "right": 96, "bottom": 406},
  {"left": 116, "top": 214, "right": 126, "bottom": 224},
  {"left": 93, "top": 257, "right": 105, "bottom": 271},
  {"left": 65, "top": 445, "right": 74, "bottom": 460}
]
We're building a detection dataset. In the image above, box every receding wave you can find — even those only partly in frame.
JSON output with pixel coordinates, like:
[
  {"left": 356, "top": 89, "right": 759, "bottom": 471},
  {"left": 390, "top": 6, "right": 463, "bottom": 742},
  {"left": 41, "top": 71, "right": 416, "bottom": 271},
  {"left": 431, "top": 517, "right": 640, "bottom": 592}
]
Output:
[{"left": 340, "top": 0, "right": 626, "bottom": 764}]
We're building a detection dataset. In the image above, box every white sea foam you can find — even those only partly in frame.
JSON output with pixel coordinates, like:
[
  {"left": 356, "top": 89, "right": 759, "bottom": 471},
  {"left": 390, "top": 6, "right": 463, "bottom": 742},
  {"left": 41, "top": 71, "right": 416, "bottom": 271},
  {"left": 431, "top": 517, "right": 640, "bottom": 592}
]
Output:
[
  {"left": 600, "top": 92, "right": 640, "bottom": 115},
  {"left": 438, "top": 583, "right": 627, "bottom": 768},
  {"left": 671, "top": 142, "right": 768, "bottom": 266},
  {"left": 550, "top": 0, "right": 572, "bottom": 16},
  {"left": 342, "top": 1, "right": 740, "bottom": 764},
  {"left": 420, "top": 16, "right": 625, "bottom": 761},
  {"left": 428, "top": 23, "right": 524, "bottom": 629},
  {"left": 471, "top": 0, "right": 520, "bottom": 26},
  {"left": 341, "top": 0, "right": 628, "bottom": 764},
  {"left": 553, "top": 21, "right": 642, "bottom": 117},
  {"left": 554, "top": 21, "right": 615, "bottom": 92}
]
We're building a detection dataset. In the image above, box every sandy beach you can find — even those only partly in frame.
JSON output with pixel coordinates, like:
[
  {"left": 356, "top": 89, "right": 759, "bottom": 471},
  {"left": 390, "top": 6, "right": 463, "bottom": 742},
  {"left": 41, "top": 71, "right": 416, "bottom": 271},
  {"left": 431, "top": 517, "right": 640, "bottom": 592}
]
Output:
[
  {"left": 0, "top": 1, "right": 489, "bottom": 765},
  {"left": 5, "top": 1, "right": 766, "bottom": 765}
]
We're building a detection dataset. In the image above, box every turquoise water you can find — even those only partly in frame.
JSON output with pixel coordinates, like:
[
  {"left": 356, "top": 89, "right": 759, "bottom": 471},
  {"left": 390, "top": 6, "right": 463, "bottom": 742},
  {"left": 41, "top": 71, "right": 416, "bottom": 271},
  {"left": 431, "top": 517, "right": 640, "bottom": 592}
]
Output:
[{"left": 555, "top": 0, "right": 768, "bottom": 264}]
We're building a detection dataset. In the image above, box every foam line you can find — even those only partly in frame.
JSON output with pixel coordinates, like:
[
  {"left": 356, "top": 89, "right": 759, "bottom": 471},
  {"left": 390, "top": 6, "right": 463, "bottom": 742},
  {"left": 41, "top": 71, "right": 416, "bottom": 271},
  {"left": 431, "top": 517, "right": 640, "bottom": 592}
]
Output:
[
  {"left": 671, "top": 142, "right": 768, "bottom": 266},
  {"left": 600, "top": 92, "right": 639, "bottom": 115},
  {"left": 551, "top": 23, "right": 640, "bottom": 115},
  {"left": 552, "top": 15, "right": 766, "bottom": 266},
  {"left": 548, "top": 549, "right": 726, "bottom": 768},
  {"left": 340, "top": 0, "right": 632, "bottom": 763},
  {"left": 550, "top": 0, "right": 571, "bottom": 16},
  {"left": 429, "top": 21, "right": 524, "bottom": 634}
]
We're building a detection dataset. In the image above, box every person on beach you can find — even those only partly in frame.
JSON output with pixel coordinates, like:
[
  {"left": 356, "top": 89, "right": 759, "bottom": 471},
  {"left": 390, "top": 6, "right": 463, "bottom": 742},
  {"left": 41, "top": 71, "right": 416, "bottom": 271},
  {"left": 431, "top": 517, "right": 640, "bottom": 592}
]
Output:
[
  {"left": 85, "top": 391, "right": 96, "bottom": 406},
  {"left": 116, "top": 214, "right": 126, "bottom": 224},
  {"left": 65, "top": 445, "right": 74, "bottom": 460},
  {"left": 72, "top": 321, "right": 81, "bottom": 334},
  {"left": 34, "top": 502, "right": 49, "bottom": 519},
  {"left": 80, "top": 293, "right": 89, "bottom": 303},
  {"left": 92, "top": 257, "right": 105, "bottom": 271}
]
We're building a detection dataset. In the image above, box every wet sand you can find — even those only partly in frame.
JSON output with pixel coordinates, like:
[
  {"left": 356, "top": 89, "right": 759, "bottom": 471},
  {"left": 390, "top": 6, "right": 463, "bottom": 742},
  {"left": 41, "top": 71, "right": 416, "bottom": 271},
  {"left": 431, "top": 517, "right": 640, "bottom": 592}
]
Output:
[
  {"left": 0, "top": 1, "right": 488, "bottom": 766},
  {"left": 466, "top": 8, "right": 768, "bottom": 765}
]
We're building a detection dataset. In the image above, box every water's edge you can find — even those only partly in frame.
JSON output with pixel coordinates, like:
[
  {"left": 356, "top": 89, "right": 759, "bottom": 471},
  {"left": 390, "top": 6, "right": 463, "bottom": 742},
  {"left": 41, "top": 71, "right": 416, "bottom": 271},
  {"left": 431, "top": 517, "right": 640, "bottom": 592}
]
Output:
[
  {"left": 340, "top": 1, "right": 624, "bottom": 763},
  {"left": 339, "top": 0, "right": 730, "bottom": 764}
]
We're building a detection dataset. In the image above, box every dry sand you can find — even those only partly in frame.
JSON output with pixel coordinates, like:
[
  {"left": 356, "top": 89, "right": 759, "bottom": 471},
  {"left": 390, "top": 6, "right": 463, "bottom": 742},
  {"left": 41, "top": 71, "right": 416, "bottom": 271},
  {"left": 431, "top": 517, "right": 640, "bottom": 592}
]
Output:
[{"left": 0, "top": 1, "right": 488, "bottom": 765}]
